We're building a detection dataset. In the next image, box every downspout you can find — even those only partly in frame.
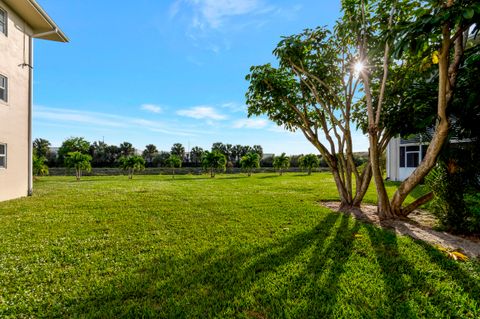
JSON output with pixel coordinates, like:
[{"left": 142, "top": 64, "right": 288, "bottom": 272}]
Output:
[{"left": 27, "top": 36, "right": 33, "bottom": 195}]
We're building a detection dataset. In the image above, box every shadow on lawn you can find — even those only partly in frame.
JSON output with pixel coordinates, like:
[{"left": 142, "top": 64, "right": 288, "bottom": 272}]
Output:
[{"left": 54, "top": 214, "right": 479, "bottom": 318}]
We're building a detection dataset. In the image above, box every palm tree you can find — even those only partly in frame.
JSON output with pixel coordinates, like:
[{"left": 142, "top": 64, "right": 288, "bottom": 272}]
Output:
[
  {"left": 33, "top": 153, "right": 49, "bottom": 177},
  {"left": 64, "top": 151, "right": 92, "bottom": 181},
  {"left": 142, "top": 144, "right": 158, "bottom": 166},
  {"left": 166, "top": 154, "right": 182, "bottom": 178},
  {"left": 240, "top": 152, "right": 260, "bottom": 177},
  {"left": 202, "top": 150, "right": 226, "bottom": 178},
  {"left": 190, "top": 146, "right": 204, "bottom": 167},
  {"left": 299, "top": 154, "right": 320, "bottom": 175},
  {"left": 119, "top": 155, "right": 145, "bottom": 179},
  {"left": 119, "top": 141, "right": 135, "bottom": 157},
  {"left": 170, "top": 143, "right": 185, "bottom": 160},
  {"left": 273, "top": 153, "right": 290, "bottom": 176}
]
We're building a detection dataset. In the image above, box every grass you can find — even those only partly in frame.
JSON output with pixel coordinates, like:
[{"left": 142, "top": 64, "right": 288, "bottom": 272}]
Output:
[{"left": 0, "top": 173, "right": 479, "bottom": 318}]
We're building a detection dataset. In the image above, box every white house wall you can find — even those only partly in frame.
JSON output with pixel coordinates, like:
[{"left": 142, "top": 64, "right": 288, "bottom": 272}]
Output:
[{"left": 0, "top": 0, "right": 32, "bottom": 201}]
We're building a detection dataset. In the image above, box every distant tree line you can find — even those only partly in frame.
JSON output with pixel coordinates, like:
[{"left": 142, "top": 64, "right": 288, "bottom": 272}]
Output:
[{"left": 32, "top": 137, "right": 371, "bottom": 181}]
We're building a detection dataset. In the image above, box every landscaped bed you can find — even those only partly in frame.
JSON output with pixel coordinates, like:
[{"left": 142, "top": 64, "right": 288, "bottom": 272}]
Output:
[{"left": 0, "top": 173, "right": 479, "bottom": 318}]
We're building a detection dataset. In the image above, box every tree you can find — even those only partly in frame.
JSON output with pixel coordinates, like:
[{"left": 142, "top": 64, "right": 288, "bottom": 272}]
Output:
[
  {"left": 105, "top": 145, "right": 121, "bottom": 167},
  {"left": 252, "top": 145, "right": 264, "bottom": 159},
  {"left": 32, "top": 152, "right": 49, "bottom": 176},
  {"left": 299, "top": 154, "right": 320, "bottom": 175},
  {"left": 246, "top": 26, "right": 372, "bottom": 210},
  {"left": 119, "top": 155, "right": 145, "bottom": 179},
  {"left": 273, "top": 153, "right": 290, "bottom": 176},
  {"left": 90, "top": 141, "right": 109, "bottom": 167},
  {"left": 33, "top": 138, "right": 51, "bottom": 158},
  {"left": 119, "top": 142, "right": 135, "bottom": 157},
  {"left": 190, "top": 146, "right": 204, "bottom": 167},
  {"left": 170, "top": 143, "right": 185, "bottom": 161},
  {"left": 166, "top": 154, "right": 182, "bottom": 178},
  {"left": 64, "top": 151, "right": 92, "bottom": 181},
  {"left": 58, "top": 137, "right": 90, "bottom": 164},
  {"left": 240, "top": 152, "right": 260, "bottom": 176},
  {"left": 142, "top": 144, "right": 158, "bottom": 167},
  {"left": 152, "top": 151, "right": 170, "bottom": 167},
  {"left": 202, "top": 150, "right": 226, "bottom": 178},
  {"left": 232, "top": 144, "right": 243, "bottom": 166},
  {"left": 348, "top": 0, "right": 480, "bottom": 218}
]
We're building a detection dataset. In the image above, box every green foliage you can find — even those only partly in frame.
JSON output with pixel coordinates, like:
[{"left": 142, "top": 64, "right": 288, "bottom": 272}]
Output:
[
  {"left": 32, "top": 152, "right": 49, "bottom": 176},
  {"left": 152, "top": 151, "right": 171, "bottom": 168},
  {"left": 0, "top": 174, "right": 477, "bottom": 317},
  {"left": 240, "top": 152, "right": 260, "bottom": 176},
  {"left": 33, "top": 138, "right": 51, "bottom": 158},
  {"left": 119, "top": 155, "right": 145, "bottom": 179},
  {"left": 58, "top": 137, "right": 90, "bottom": 163},
  {"left": 273, "top": 153, "right": 290, "bottom": 175},
  {"left": 64, "top": 151, "right": 92, "bottom": 181},
  {"left": 142, "top": 144, "right": 158, "bottom": 167},
  {"left": 190, "top": 146, "right": 204, "bottom": 167},
  {"left": 119, "top": 142, "right": 135, "bottom": 157},
  {"left": 202, "top": 150, "right": 226, "bottom": 178},
  {"left": 166, "top": 154, "right": 182, "bottom": 178},
  {"left": 170, "top": 143, "right": 185, "bottom": 159},
  {"left": 298, "top": 154, "right": 320, "bottom": 175}
]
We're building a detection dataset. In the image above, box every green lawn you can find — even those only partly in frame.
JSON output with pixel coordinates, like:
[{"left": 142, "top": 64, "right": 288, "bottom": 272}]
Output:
[{"left": 0, "top": 173, "right": 479, "bottom": 318}]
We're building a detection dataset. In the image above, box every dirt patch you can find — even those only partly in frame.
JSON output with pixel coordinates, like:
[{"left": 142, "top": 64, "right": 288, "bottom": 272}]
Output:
[{"left": 321, "top": 201, "right": 480, "bottom": 259}]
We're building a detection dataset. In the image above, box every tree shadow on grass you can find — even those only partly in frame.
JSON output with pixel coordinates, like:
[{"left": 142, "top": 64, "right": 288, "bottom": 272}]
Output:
[
  {"left": 49, "top": 213, "right": 351, "bottom": 318},
  {"left": 38, "top": 212, "right": 480, "bottom": 318},
  {"left": 364, "top": 223, "right": 480, "bottom": 318}
]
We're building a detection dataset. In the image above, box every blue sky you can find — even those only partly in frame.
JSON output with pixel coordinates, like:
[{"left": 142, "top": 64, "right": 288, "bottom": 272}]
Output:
[{"left": 33, "top": 0, "right": 369, "bottom": 154}]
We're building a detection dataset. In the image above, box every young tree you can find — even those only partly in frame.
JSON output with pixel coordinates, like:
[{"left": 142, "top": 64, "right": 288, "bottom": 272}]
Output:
[
  {"left": 240, "top": 152, "right": 260, "bottom": 176},
  {"left": 32, "top": 152, "right": 49, "bottom": 177},
  {"left": 202, "top": 150, "right": 226, "bottom": 178},
  {"left": 246, "top": 27, "right": 372, "bottom": 210},
  {"left": 273, "top": 153, "right": 290, "bottom": 176},
  {"left": 142, "top": 144, "right": 158, "bottom": 167},
  {"left": 119, "top": 155, "right": 145, "bottom": 179},
  {"left": 299, "top": 154, "right": 320, "bottom": 175},
  {"left": 64, "top": 151, "right": 92, "bottom": 181},
  {"left": 166, "top": 154, "right": 182, "bottom": 178},
  {"left": 58, "top": 137, "right": 90, "bottom": 164}
]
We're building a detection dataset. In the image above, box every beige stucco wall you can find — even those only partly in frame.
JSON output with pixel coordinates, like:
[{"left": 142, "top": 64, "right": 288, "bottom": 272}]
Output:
[{"left": 0, "top": 0, "right": 32, "bottom": 201}]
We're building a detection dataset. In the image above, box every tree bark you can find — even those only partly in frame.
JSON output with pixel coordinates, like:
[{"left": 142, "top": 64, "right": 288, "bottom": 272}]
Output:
[{"left": 391, "top": 19, "right": 463, "bottom": 217}]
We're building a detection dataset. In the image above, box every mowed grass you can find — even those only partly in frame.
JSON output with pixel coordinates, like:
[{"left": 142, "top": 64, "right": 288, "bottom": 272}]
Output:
[{"left": 0, "top": 173, "right": 479, "bottom": 318}]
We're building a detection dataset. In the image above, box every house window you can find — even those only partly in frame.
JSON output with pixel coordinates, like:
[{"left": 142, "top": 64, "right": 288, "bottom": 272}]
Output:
[
  {"left": 0, "top": 75, "right": 7, "bottom": 102},
  {"left": 0, "top": 8, "right": 6, "bottom": 36},
  {"left": 399, "top": 145, "right": 421, "bottom": 168},
  {"left": 0, "top": 144, "right": 6, "bottom": 168}
]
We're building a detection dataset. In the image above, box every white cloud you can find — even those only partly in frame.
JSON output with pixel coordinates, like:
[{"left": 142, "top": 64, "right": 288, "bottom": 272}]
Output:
[
  {"left": 221, "top": 102, "right": 247, "bottom": 113},
  {"left": 233, "top": 118, "right": 268, "bottom": 129},
  {"left": 141, "top": 104, "right": 163, "bottom": 113},
  {"left": 34, "top": 106, "right": 197, "bottom": 137},
  {"left": 177, "top": 106, "right": 227, "bottom": 120},
  {"left": 171, "top": 0, "right": 273, "bottom": 30}
]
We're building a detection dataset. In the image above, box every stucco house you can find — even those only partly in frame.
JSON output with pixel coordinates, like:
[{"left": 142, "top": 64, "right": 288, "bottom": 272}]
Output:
[{"left": 0, "top": 0, "right": 67, "bottom": 201}]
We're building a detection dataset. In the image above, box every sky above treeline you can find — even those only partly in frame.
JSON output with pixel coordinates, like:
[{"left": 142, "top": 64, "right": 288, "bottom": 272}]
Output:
[{"left": 33, "top": 0, "right": 369, "bottom": 154}]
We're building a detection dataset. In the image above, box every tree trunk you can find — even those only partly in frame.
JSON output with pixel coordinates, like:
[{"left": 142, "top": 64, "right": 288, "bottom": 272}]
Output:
[
  {"left": 391, "top": 25, "right": 457, "bottom": 217},
  {"left": 369, "top": 133, "right": 395, "bottom": 219},
  {"left": 308, "top": 168, "right": 312, "bottom": 175}
]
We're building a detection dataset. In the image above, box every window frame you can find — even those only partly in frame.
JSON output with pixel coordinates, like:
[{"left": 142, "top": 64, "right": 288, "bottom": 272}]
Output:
[
  {"left": 0, "top": 7, "right": 7, "bottom": 37},
  {"left": 399, "top": 144, "right": 425, "bottom": 168},
  {"left": 0, "top": 143, "right": 6, "bottom": 169},
  {"left": 0, "top": 74, "right": 7, "bottom": 103}
]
